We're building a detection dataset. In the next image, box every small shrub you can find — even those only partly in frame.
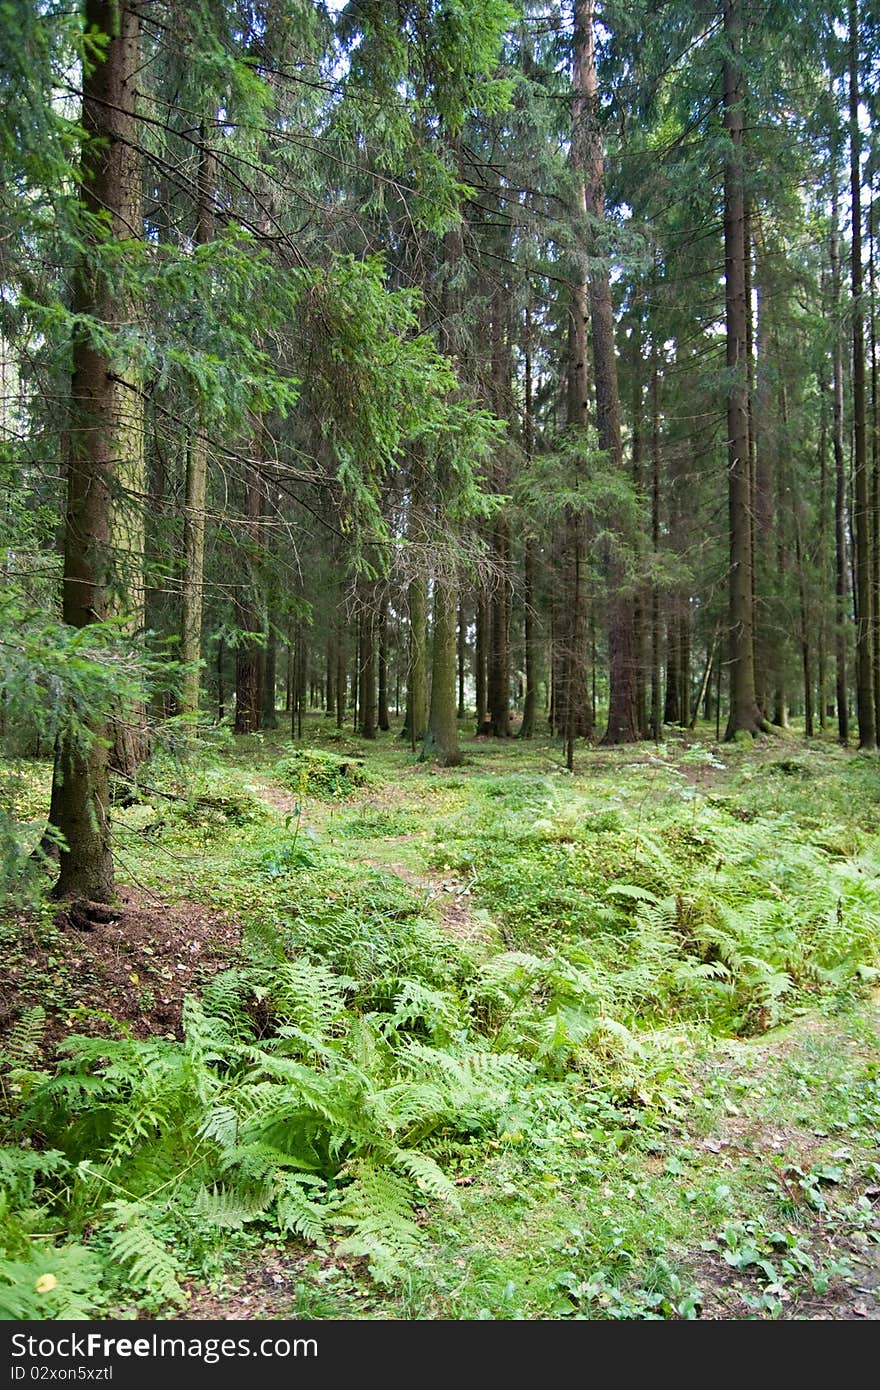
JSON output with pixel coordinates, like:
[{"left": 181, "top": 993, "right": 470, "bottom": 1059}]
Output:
[{"left": 275, "top": 750, "right": 368, "bottom": 800}]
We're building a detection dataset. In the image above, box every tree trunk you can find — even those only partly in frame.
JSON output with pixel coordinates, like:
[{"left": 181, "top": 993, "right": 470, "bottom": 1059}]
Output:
[
  {"left": 51, "top": 0, "right": 143, "bottom": 902},
  {"left": 422, "top": 577, "right": 461, "bottom": 765},
  {"left": 180, "top": 130, "right": 214, "bottom": 718},
  {"left": 487, "top": 279, "right": 511, "bottom": 738},
  {"left": 575, "top": 0, "right": 638, "bottom": 745},
  {"left": 849, "top": 0, "right": 876, "bottom": 748},
  {"left": 475, "top": 590, "right": 488, "bottom": 732},
  {"left": 457, "top": 591, "right": 466, "bottom": 720},
  {"left": 723, "top": 0, "right": 764, "bottom": 738},
  {"left": 487, "top": 557, "right": 511, "bottom": 736},
  {"left": 831, "top": 159, "right": 849, "bottom": 744},
  {"left": 262, "top": 620, "right": 277, "bottom": 727},
  {"left": 378, "top": 593, "right": 390, "bottom": 731},
  {"left": 234, "top": 446, "right": 263, "bottom": 735},
  {"left": 650, "top": 345, "right": 663, "bottom": 741},
  {"left": 817, "top": 384, "right": 829, "bottom": 729},
  {"left": 336, "top": 618, "right": 346, "bottom": 729},
  {"left": 870, "top": 199, "right": 880, "bottom": 732},
  {"left": 520, "top": 541, "right": 538, "bottom": 739},
  {"left": 402, "top": 572, "right": 427, "bottom": 746},
  {"left": 360, "top": 589, "right": 376, "bottom": 739},
  {"left": 631, "top": 318, "right": 648, "bottom": 737},
  {"left": 665, "top": 618, "right": 680, "bottom": 725}
]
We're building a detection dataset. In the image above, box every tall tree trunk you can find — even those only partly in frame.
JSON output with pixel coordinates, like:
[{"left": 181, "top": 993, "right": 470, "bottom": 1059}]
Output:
[
  {"left": 831, "top": 160, "right": 849, "bottom": 743},
  {"left": 795, "top": 513, "right": 814, "bottom": 738},
  {"left": 817, "top": 384, "right": 829, "bottom": 728},
  {"left": 520, "top": 542, "right": 538, "bottom": 739},
  {"left": 402, "top": 572, "right": 427, "bottom": 746},
  {"left": 51, "top": 0, "right": 142, "bottom": 902},
  {"left": 487, "top": 280, "right": 511, "bottom": 738},
  {"left": 487, "top": 552, "right": 510, "bottom": 736},
  {"left": 336, "top": 618, "right": 346, "bottom": 729},
  {"left": 575, "top": 0, "right": 638, "bottom": 744},
  {"left": 325, "top": 631, "right": 335, "bottom": 717},
  {"left": 870, "top": 199, "right": 880, "bottom": 731},
  {"left": 723, "top": 0, "right": 764, "bottom": 738},
  {"left": 422, "top": 576, "right": 461, "bottom": 765},
  {"left": 234, "top": 444, "right": 263, "bottom": 734},
  {"left": 631, "top": 316, "right": 648, "bottom": 737},
  {"left": 104, "top": 3, "right": 147, "bottom": 781},
  {"left": 457, "top": 591, "right": 466, "bottom": 720},
  {"left": 650, "top": 343, "right": 663, "bottom": 741},
  {"left": 520, "top": 316, "right": 538, "bottom": 740},
  {"left": 422, "top": 173, "right": 465, "bottom": 766},
  {"left": 216, "top": 638, "right": 225, "bottom": 722},
  {"left": 262, "top": 619, "right": 277, "bottom": 727},
  {"left": 678, "top": 609, "right": 691, "bottom": 729},
  {"left": 849, "top": 0, "right": 876, "bottom": 747},
  {"left": 360, "top": 588, "right": 376, "bottom": 739},
  {"left": 180, "top": 130, "right": 214, "bottom": 718},
  {"left": 475, "top": 590, "right": 488, "bottom": 732},
  {"left": 559, "top": 0, "right": 594, "bottom": 764},
  {"left": 378, "top": 592, "right": 390, "bottom": 731}
]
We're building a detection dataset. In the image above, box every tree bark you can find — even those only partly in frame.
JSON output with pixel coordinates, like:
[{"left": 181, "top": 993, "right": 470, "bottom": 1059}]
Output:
[
  {"left": 475, "top": 590, "right": 488, "bottom": 732},
  {"left": 650, "top": 344, "right": 663, "bottom": 741},
  {"left": 378, "top": 592, "right": 390, "bottom": 731},
  {"left": 262, "top": 619, "right": 277, "bottom": 727},
  {"left": 723, "top": 0, "right": 765, "bottom": 738},
  {"left": 360, "top": 587, "right": 377, "bottom": 739},
  {"left": 51, "top": 0, "right": 143, "bottom": 902},
  {"left": 575, "top": 0, "right": 639, "bottom": 745},
  {"left": 180, "top": 130, "right": 214, "bottom": 718},
  {"left": 402, "top": 570, "right": 427, "bottom": 746},
  {"left": 234, "top": 444, "right": 263, "bottom": 734},
  {"left": 422, "top": 576, "right": 462, "bottom": 765},
  {"left": 456, "top": 591, "right": 466, "bottom": 720},
  {"left": 849, "top": 0, "right": 876, "bottom": 747},
  {"left": 831, "top": 159, "right": 850, "bottom": 744}
]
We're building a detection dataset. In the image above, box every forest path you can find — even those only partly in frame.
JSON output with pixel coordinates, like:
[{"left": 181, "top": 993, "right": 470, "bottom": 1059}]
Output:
[
  {"left": 252, "top": 776, "right": 497, "bottom": 953},
  {"left": 686, "top": 992, "right": 880, "bottom": 1320},
  {"left": 246, "top": 768, "right": 880, "bottom": 1321}
]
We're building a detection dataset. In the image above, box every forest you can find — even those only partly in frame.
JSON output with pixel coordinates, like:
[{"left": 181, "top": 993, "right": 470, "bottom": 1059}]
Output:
[{"left": 0, "top": 0, "right": 879, "bottom": 1325}]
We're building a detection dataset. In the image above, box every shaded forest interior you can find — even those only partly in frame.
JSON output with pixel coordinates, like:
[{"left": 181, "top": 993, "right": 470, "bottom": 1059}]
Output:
[{"left": 1, "top": 0, "right": 880, "bottom": 1324}]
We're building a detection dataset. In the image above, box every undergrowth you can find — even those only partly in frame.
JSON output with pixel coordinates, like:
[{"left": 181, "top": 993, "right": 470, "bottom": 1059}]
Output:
[{"left": 1, "top": 729, "right": 879, "bottom": 1319}]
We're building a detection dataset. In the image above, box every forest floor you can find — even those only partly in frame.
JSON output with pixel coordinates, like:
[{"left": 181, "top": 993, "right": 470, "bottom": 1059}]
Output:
[{"left": 2, "top": 720, "right": 880, "bottom": 1320}]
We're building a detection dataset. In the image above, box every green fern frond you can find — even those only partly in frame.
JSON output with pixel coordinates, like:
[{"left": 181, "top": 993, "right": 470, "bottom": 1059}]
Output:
[
  {"left": 105, "top": 1202, "right": 185, "bottom": 1308},
  {"left": 333, "top": 1161, "right": 423, "bottom": 1285},
  {"left": 1, "top": 1006, "right": 45, "bottom": 1071},
  {"left": 392, "top": 1148, "right": 459, "bottom": 1209},
  {"left": 275, "top": 1172, "right": 331, "bottom": 1246},
  {"left": 193, "top": 1182, "right": 272, "bottom": 1229}
]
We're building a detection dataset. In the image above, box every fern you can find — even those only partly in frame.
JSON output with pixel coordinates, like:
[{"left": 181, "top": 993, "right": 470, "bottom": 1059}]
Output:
[
  {"left": 193, "top": 1182, "right": 272, "bottom": 1229},
  {"left": 1, "top": 1006, "right": 45, "bottom": 1071},
  {"left": 392, "top": 1148, "right": 460, "bottom": 1209},
  {"left": 275, "top": 1172, "right": 331, "bottom": 1245},
  {"left": 105, "top": 1202, "right": 185, "bottom": 1309},
  {"left": 333, "top": 1161, "right": 424, "bottom": 1285}
]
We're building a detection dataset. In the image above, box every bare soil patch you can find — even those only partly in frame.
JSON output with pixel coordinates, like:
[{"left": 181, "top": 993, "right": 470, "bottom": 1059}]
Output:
[{"left": 0, "top": 888, "right": 242, "bottom": 1058}]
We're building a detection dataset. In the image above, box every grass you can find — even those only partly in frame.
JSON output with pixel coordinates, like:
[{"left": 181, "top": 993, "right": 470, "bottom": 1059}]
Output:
[{"left": 0, "top": 717, "right": 878, "bottom": 1319}]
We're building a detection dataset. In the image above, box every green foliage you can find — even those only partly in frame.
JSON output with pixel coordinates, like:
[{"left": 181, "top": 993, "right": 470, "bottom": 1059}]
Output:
[
  {"left": 2, "top": 732, "right": 879, "bottom": 1319},
  {"left": 431, "top": 766, "right": 880, "bottom": 1037},
  {"left": 275, "top": 749, "right": 369, "bottom": 800}
]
